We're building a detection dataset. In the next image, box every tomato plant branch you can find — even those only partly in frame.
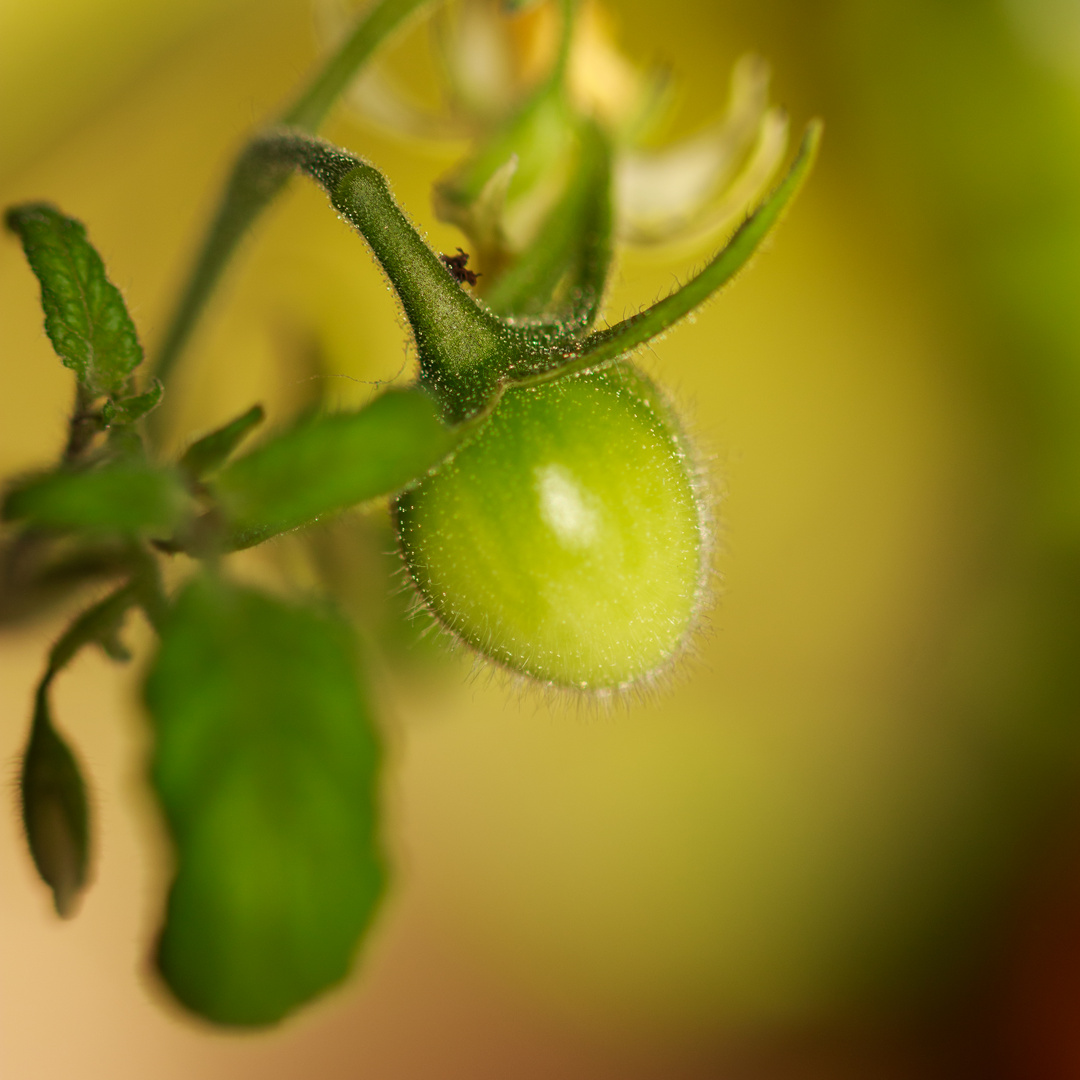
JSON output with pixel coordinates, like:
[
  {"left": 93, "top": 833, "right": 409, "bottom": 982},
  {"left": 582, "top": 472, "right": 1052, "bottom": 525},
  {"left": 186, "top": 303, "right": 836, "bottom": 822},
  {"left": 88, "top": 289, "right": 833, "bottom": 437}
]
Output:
[
  {"left": 329, "top": 159, "right": 516, "bottom": 417},
  {"left": 282, "top": 0, "right": 433, "bottom": 131},
  {"left": 151, "top": 0, "right": 437, "bottom": 397},
  {"left": 62, "top": 382, "right": 102, "bottom": 463}
]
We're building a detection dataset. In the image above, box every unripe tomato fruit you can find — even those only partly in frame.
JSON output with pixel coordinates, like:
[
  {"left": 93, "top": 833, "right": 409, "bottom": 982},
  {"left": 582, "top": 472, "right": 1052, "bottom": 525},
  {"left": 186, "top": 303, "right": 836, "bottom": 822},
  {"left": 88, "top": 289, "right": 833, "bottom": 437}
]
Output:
[{"left": 394, "top": 363, "right": 708, "bottom": 691}]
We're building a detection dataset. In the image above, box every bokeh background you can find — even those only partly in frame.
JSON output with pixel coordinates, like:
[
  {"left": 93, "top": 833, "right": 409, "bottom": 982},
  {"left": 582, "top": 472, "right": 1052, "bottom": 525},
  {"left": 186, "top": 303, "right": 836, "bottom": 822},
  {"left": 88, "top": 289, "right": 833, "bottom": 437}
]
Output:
[{"left": 5, "top": 1, "right": 1080, "bottom": 1076}]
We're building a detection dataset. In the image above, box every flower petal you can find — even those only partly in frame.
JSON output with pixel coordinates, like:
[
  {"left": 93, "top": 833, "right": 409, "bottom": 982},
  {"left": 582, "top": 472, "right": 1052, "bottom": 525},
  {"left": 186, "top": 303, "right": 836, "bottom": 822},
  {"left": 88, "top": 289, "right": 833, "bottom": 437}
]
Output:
[{"left": 615, "top": 54, "right": 781, "bottom": 245}]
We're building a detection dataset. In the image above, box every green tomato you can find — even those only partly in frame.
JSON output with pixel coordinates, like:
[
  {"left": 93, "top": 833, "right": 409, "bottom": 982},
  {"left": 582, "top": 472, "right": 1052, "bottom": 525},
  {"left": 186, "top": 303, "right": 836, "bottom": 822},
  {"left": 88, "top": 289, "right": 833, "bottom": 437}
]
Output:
[{"left": 393, "top": 362, "right": 708, "bottom": 691}]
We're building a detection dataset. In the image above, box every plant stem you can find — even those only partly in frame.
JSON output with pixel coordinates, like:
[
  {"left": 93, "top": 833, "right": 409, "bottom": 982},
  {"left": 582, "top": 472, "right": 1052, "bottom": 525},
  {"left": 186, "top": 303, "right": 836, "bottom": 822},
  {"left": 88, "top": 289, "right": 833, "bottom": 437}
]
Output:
[
  {"left": 330, "top": 162, "right": 510, "bottom": 417},
  {"left": 42, "top": 580, "right": 140, "bottom": 682},
  {"left": 150, "top": 0, "right": 434, "bottom": 402},
  {"left": 63, "top": 383, "right": 99, "bottom": 463},
  {"left": 282, "top": 0, "right": 432, "bottom": 131}
]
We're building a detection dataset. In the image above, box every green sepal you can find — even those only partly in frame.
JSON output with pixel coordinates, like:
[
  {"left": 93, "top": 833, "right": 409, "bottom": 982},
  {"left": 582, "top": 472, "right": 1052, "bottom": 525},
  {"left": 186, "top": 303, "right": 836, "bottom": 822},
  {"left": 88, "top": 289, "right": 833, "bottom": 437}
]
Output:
[
  {"left": 210, "top": 386, "right": 467, "bottom": 549},
  {"left": 435, "top": 0, "right": 576, "bottom": 254},
  {"left": 483, "top": 120, "right": 614, "bottom": 328},
  {"left": 3, "top": 462, "right": 192, "bottom": 536},
  {"left": 433, "top": 83, "right": 577, "bottom": 263},
  {"left": 179, "top": 404, "right": 266, "bottom": 480},
  {"left": 102, "top": 380, "right": 164, "bottom": 427},
  {"left": 436, "top": 86, "right": 575, "bottom": 214},
  {"left": 144, "top": 574, "right": 384, "bottom": 1026},
  {"left": 21, "top": 690, "right": 91, "bottom": 918},
  {"left": 5, "top": 203, "right": 143, "bottom": 397},
  {"left": 560, "top": 120, "right": 823, "bottom": 377}
]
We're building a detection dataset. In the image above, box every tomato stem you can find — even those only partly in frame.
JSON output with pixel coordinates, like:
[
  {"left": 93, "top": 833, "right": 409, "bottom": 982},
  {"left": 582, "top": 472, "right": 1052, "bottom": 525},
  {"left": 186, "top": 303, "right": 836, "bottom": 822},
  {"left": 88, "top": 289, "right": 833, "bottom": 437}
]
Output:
[{"left": 150, "top": 0, "right": 439, "bottom": 407}]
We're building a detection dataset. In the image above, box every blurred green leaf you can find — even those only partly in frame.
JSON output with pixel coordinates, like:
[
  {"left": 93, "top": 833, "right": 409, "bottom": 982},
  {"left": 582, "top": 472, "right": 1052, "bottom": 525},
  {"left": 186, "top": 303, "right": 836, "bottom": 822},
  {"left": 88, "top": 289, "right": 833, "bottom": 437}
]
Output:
[
  {"left": 178, "top": 404, "right": 265, "bottom": 480},
  {"left": 21, "top": 690, "right": 91, "bottom": 919},
  {"left": 144, "top": 575, "right": 384, "bottom": 1026},
  {"left": 5, "top": 203, "right": 143, "bottom": 396},
  {"left": 102, "top": 380, "right": 164, "bottom": 426},
  {"left": 212, "top": 386, "right": 463, "bottom": 549},
  {"left": 3, "top": 462, "right": 191, "bottom": 535}
]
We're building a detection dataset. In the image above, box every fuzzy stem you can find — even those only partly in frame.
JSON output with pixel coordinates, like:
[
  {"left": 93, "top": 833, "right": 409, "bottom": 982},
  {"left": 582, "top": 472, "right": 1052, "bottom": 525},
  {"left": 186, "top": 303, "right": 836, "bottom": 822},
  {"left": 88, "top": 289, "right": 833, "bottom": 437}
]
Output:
[
  {"left": 42, "top": 581, "right": 140, "bottom": 681},
  {"left": 330, "top": 164, "right": 511, "bottom": 418},
  {"left": 63, "top": 382, "right": 100, "bottom": 463},
  {"left": 190, "top": 130, "right": 519, "bottom": 421},
  {"left": 550, "top": 0, "right": 577, "bottom": 87}
]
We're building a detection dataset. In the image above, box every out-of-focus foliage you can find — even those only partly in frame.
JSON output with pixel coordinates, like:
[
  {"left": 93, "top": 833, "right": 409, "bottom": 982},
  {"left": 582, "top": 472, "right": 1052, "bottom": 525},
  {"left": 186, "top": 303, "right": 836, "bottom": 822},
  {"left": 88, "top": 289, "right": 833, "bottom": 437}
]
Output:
[
  {"left": 20, "top": 690, "right": 91, "bottom": 919},
  {"left": 4, "top": 463, "right": 191, "bottom": 535},
  {"left": 212, "top": 385, "right": 462, "bottom": 548},
  {"left": 178, "top": 404, "right": 265, "bottom": 480},
  {"left": 145, "top": 575, "right": 384, "bottom": 1026}
]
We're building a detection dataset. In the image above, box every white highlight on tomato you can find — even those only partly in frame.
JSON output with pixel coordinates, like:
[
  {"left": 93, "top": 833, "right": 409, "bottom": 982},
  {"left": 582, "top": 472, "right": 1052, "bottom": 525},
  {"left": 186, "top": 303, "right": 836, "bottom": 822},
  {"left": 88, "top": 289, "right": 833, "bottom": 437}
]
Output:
[{"left": 535, "top": 464, "right": 599, "bottom": 550}]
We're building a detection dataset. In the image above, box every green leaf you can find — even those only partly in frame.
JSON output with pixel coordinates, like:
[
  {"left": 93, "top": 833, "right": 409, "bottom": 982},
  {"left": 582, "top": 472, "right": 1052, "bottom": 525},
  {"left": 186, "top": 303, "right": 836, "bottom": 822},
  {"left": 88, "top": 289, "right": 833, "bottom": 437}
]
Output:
[
  {"left": 5, "top": 203, "right": 143, "bottom": 397},
  {"left": 21, "top": 689, "right": 91, "bottom": 918},
  {"left": 212, "top": 386, "right": 465, "bottom": 549},
  {"left": 178, "top": 404, "right": 265, "bottom": 480},
  {"left": 144, "top": 575, "right": 384, "bottom": 1026},
  {"left": 4, "top": 462, "right": 191, "bottom": 535},
  {"left": 102, "top": 380, "right": 164, "bottom": 426}
]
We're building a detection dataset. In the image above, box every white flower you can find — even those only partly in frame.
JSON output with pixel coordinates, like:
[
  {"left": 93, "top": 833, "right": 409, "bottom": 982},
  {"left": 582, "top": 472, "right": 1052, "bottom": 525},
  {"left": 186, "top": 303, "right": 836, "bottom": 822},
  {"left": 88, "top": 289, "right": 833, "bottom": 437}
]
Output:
[{"left": 316, "top": 0, "right": 789, "bottom": 251}]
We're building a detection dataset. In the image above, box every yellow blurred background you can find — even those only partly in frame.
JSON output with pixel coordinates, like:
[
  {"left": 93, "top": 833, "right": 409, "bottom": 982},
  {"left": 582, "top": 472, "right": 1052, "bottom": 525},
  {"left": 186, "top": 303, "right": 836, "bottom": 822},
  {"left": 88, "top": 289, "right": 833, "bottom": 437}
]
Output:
[{"left": 5, "top": 1, "right": 1080, "bottom": 1077}]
